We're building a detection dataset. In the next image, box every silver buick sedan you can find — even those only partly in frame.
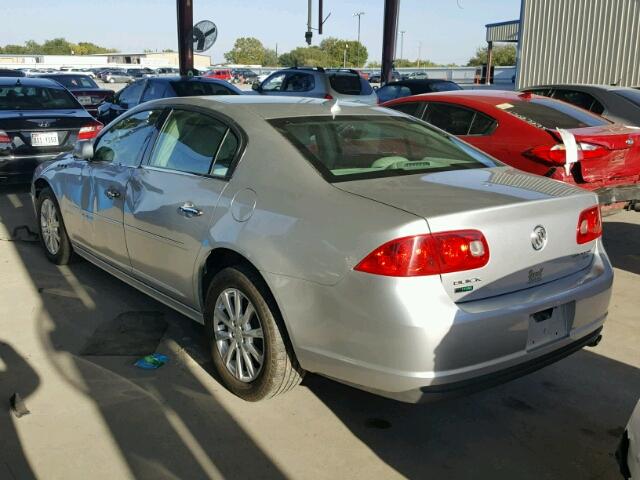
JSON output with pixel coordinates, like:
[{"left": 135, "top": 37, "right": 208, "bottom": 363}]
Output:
[{"left": 32, "top": 96, "right": 613, "bottom": 402}]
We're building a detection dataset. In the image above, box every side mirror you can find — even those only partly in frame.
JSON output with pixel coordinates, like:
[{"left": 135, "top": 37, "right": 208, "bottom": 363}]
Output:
[
  {"left": 251, "top": 82, "right": 260, "bottom": 91},
  {"left": 74, "top": 141, "right": 94, "bottom": 160},
  {"left": 373, "top": 86, "right": 379, "bottom": 92}
]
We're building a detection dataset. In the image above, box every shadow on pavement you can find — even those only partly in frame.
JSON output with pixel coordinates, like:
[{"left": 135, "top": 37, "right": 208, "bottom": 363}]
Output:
[
  {"left": 0, "top": 185, "right": 285, "bottom": 479},
  {"left": 603, "top": 220, "right": 640, "bottom": 275},
  {"left": 0, "top": 341, "right": 39, "bottom": 480},
  {"left": 306, "top": 348, "right": 639, "bottom": 479}
]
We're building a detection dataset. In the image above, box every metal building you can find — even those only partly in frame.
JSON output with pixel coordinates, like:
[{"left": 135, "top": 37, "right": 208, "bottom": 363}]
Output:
[
  {"left": 519, "top": 0, "right": 640, "bottom": 88},
  {"left": 488, "top": 0, "right": 640, "bottom": 89}
]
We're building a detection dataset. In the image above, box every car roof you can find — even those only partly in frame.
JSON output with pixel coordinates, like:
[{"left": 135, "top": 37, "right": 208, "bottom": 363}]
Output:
[
  {"left": 0, "top": 77, "right": 64, "bottom": 88},
  {"left": 145, "top": 95, "right": 400, "bottom": 120},
  {"left": 524, "top": 83, "right": 639, "bottom": 93},
  {"left": 391, "top": 89, "right": 533, "bottom": 105}
]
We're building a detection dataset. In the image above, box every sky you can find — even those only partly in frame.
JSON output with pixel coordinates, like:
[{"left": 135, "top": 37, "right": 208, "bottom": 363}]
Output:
[{"left": 1, "top": 0, "right": 521, "bottom": 65}]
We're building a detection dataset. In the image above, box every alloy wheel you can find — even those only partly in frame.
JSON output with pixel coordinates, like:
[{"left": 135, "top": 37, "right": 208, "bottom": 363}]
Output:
[
  {"left": 40, "top": 198, "right": 61, "bottom": 255},
  {"left": 213, "top": 288, "right": 265, "bottom": 382}
]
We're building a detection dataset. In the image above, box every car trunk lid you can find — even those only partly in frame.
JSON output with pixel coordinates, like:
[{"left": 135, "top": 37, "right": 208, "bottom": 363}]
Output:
[{"left": 336, "top": 167, "right": 600, "bottom": 302}]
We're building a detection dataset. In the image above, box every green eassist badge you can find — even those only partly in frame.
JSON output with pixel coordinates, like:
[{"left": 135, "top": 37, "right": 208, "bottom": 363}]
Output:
[{"left": 454, "top": 285, "right": 474, "bottom": 293}]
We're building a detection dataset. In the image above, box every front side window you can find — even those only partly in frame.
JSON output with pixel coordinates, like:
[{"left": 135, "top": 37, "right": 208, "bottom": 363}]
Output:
[
  {"left": 141, "top": 81, "right": 169, "bottom": 102},
  {"left": 614, "top": 88, "right": 640, "bottom": 107},
  {"left": 262, "top": 73, "right": 286, "bottom": 92},
  {"left": 423, "top": 103, "right": 476, "bottom": 135},
  {"left": 269, "top": 115, "right": 496, "bottom": 182},
  {"left": 148, "top": 109, "right": 233, "bottom": 176},
  {"left": 284, "top": 73, "right": 315, "bottom": 92},
  {"left": 93, "top": 110, "right": 162, "bottom": 166},
  {"left": 498, "top": 97, "right": 609, "bottom": 129},
  {"left": 0, "top": 85, "right": 79, "bottom": 110}
]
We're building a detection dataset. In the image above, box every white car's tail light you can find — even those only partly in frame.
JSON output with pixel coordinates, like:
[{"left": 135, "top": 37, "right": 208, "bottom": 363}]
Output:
[
  {"left": 0, "top": 130, "right": 10, "bottom": 143},
  {"left": 354, "top": 230, "right": 490, "bottom": 277},
  {"left": 576, "top": 205, "right": 602, "bottom": 244},
  {"left": 78, "top": 121, "right": 103, "bottom": 141}
]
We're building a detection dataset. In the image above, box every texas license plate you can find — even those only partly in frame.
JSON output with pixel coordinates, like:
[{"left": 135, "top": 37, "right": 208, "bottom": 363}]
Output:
[
  {"left": 31, "top": 132, "right": 59, "bottom": 146},
  {"left": 527, "top": 302, "right": 573, "bottom": 350},
  {"left": 77, "top": 95, "right": 92, "bottom": 105}
]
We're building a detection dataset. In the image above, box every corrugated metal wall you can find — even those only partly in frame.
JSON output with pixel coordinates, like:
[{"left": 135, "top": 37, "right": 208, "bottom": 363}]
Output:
[
  {"left": 486, "top": 21, "right": 520, "bottom": 42},
  {"left": 518, "top": 0, "right": 640, "bottom": 88}
]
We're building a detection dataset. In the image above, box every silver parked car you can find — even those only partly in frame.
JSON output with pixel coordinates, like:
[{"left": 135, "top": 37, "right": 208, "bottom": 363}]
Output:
[{"left": 31, "top": 96, "right": 613, "bottom": 402}]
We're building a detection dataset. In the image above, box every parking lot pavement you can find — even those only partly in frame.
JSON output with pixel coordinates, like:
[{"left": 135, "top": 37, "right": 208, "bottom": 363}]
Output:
[{"left": 0, "top": 184, "right": 638, "bottom": 480}]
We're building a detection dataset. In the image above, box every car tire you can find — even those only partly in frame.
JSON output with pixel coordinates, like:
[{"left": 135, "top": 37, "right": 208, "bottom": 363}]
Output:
[
  {"left": 204, "top": 265, "right": 304, "bottom": 401},
  {"left": 37, "top": 188, "right": 73, "bottom": 265}
]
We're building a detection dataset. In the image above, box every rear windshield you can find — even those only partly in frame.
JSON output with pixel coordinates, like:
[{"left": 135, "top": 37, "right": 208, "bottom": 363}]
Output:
[
  {"left": 498, "top": 97, "right": 609, "bottom": 129},
  {"left": 43, "top": 75, "right": 98, "bottom": 89},
  {"left": 0, "top": 85, "right": 80, "bottom": 110},
  {"left": 429, "top": 81, "right": 462, "bottom": 92},
  {"left": 269, "top": 115, "right": 497, "bottom": 182},
  {"left": 328, "top": 72, "right": 373, "bottom": 96},
  {"left": 614, "top": 89, "right": 640, "bottom": 106},
  {"left": 170, "top": 81, "right": 237, "bottom": 97}
]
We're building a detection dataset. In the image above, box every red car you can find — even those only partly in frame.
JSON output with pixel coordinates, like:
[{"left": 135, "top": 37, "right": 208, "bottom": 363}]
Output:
[
  {"left": 204, "top": 69, "right": 232, "bottom": 81},
  {"left": 383, "top": 90, "right": 640, "bottom": 208}
]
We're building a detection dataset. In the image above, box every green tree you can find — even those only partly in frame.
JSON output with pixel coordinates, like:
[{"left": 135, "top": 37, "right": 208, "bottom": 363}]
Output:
[
  {"left": 319, "top": 37, "right": 368, "bottom": 67},
  {"left": 0, "top": 38, "right": 115, "bottom": 55},
  {"left": 263, "top": 48, "right": 278, "bottom": 66},
  {"left": 224, "top": 37, "right": 266, "bottom": 64},
  {"left": 467, "top": 44, "right": 516, "bottom": 66},
  {"left": 278, "top": 46, "right": 327, "bottom": 67}
]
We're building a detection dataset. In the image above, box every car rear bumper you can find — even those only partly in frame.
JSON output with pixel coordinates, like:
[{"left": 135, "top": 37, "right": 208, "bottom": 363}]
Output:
[
  {"left": 596, "top": 184, "right": 640, "bottom": 204},
  {"left": 267, "top": 241, "right": 613, "bottom": 402},
  {"left": 0, "top": 153, "right": 61, "bottom": 184}
]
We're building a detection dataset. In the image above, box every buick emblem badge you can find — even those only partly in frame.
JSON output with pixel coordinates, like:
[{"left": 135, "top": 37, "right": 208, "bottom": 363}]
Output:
[{"left": 531, "top": 225, "right": 547, "bottom": 251}]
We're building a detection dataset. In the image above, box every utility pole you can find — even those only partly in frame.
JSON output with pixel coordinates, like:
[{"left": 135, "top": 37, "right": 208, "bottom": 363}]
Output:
[
  {"left": 305, "top": 0, "right": 313, "bottom": 45},
  {"left": 400, "top": 30, "right": 406, "bottom": 60},
  {"left": 176, "top": 0, "right": 194, "bottom": 77},
  {"left": 353, "top": 11, "right": 365, "bottom": 68},
  {"left": 381, "top": 0, "right": 400, "bottom": 84},
  {"left": 417, "top": 41, "right": 422, "bottom": 69},
  {"left": 343, "top": 43, "right": 349, "bottom": 68}
]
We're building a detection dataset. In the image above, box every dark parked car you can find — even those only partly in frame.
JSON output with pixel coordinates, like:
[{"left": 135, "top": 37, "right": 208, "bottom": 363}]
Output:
[
  {"left": 376, "top": 79, "right": 462, "bottom": 103},
  {"left": 37, "top": 74, "right": 114, "bottom": 117},
  {"left": 0, "top": 69, "right": 26, "bottom": 78},
  {"left": 231, "top": 68, "right": 258, "bottom": 83},
  {"left": 368, "top": 71, "right": 401, "bottom": 84},
  {"left": 96, "top": 76, "right": 242, "bottom": 124},
  {"left": 521, "top": 84, "right": 640, "bottom": 126},
  {"left": 0, "top": 77, "right": 102, "bottom": 184}
]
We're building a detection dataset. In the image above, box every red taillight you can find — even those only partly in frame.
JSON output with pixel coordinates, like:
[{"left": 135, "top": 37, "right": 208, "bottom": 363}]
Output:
[
  {"left": 526, "top": 142, "right": 608, "bottom": 165},
  {"left": 354, "top": 230, "right": 490, "bottom": 277},
  {"left": 0, "top": 129, "right": 10, "bottom": 143},
  {"left": 324, "top": 94, "right": 334, "bottom": 100},
  {"left": 576, "top": 206, "right": 602, "bottom": 244},
  {"left": 77, "top": 121, "right": 103, "bottom": 141}
]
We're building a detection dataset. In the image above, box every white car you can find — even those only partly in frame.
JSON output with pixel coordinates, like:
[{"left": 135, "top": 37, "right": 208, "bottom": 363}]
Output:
[{"left": 618, "top": 399, "right": 640, "bottom": 479}]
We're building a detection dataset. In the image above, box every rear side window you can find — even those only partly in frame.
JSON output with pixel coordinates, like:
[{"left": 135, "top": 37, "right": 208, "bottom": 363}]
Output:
[
  {"left": 284, "top": 73, "right": 315, "bottom": 92},
  {"left": 423, "top": 103, "right": 475, "bottom": 135},
  {"left": 553, "top": 89, "right": 604, "bottom": 115},
  {"left": 498, "top": 98, "right": 609, "bottom": 129},
  {"left": 170, "top": 81, "right": 235, "bottom": 96},
  {"left": 328, "top": 72, "right": 373, "bottom": 95},
  {"left": 148, "top": 109, "right": 235, "bottom": 176},
  {"left": 94, "top": 110, "right": 162, "bottom": 166},
  {"left": 118, "top": 81, "right": 144, "bottom": 107},
  {"left": 0, "top": 85, "right": 79, "bottom": 110},
  {"left": 525, "top": 88, "right": 552, "bottom": 97},
  {"left": 377, "top": 85, "right": 412, "bottom": 103}
]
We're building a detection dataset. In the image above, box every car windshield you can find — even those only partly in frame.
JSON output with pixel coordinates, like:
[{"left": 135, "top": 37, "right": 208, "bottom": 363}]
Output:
[
  {"left": 327, "top": 72, "right": 373, "bottom": 96},
  {"left": 429, "top": 81, "right": 462, "bottom": 92},
  {"left": 497, "top": 97, "right": 609, "bottom": 129},
  {"left": 0, "top": 85, "right": 80, "bottom": 110},
  {"left": 614, "top": 88, "right": 640, "bottom": 106},
  {"left": 44, "top": 75, "right": 98, "bottom": 89},
  {"left": 269, "top": 115, "right": 497, "bottom": 182}
]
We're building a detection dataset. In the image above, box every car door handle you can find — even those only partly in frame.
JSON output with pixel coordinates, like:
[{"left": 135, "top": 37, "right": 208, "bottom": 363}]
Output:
[
  {"left": 105, "top": 188, "right": 121, "bottom": 199},
  {"left": 179, "top": 202, "right": 203, "bottom": 217}
]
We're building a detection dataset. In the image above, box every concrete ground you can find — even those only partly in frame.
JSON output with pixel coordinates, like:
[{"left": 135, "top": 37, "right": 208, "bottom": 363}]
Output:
[{"left": 0, "top": 184, "right": 638, "bottom": 480}]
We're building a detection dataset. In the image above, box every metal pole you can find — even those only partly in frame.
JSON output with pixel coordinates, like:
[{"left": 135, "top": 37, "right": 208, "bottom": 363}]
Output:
[
  {"left": 381, "top": 0, "right": 400, "bottom": 84},
  {"left": 417, "top": 41, "right": 421, "bottom": 69},
  {"left": 176, "top": 0, "right": 194, "bottom": 77},
  {"left": 486, "top": 41, "right": 493, "bottom": 85},
  {"left": 306, "top": 0, "right": 313, "bottom": 45},
  {"left": 400, "top": 30, "right": 405, "bottom": 60}
]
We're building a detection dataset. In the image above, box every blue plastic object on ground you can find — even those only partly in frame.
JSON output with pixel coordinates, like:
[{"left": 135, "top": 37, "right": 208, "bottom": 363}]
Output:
[{"left": 134, "top": 353, "right": 169, "bottom": 369}]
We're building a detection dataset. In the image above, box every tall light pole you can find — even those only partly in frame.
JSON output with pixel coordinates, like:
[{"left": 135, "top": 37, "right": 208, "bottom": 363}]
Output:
[
  {"left": 417, "top": 41, "right": 422, "bottom": 69},
  {"left": 400, "top": 30, "right": 406, "bottom": 60},
  {"left": 353, "top": 11, "right": 365, "bottom": 68}
]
